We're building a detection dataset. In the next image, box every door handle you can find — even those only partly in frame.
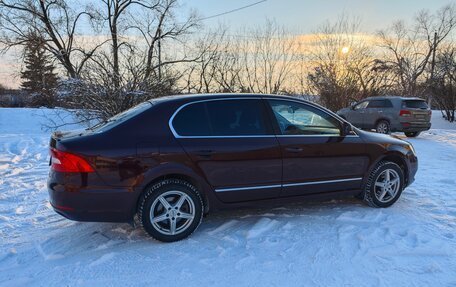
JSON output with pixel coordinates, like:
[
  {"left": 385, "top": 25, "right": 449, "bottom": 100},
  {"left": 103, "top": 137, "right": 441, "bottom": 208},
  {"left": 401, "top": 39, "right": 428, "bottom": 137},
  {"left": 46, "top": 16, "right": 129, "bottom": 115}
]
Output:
[
  {"left": 196, "top": 150, "right": 215, "bottom": 157},
  {"left": 285, "top": 147, "right": 303, "bottom": 153}
]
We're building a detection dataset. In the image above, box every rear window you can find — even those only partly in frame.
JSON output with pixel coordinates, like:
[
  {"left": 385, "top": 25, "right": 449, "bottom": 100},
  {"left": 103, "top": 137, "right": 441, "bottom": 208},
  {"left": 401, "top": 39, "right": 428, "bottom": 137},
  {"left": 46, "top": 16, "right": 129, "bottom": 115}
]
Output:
[
  {"left": 90, "top": 101, "right": 151, "bottom": 132},
  {"left": 403, "top": 100, "right": 428, "bottom": 109},
  {"left": 172, "top": 103, "right": 211, "bottom": 136}
]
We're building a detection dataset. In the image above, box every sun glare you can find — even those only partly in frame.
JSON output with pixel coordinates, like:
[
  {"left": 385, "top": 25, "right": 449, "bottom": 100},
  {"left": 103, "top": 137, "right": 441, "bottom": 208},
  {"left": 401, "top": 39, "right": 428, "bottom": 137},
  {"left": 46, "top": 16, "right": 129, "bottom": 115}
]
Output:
[{"left": 341, "top": 46, "right": 350, "bottom": 54}]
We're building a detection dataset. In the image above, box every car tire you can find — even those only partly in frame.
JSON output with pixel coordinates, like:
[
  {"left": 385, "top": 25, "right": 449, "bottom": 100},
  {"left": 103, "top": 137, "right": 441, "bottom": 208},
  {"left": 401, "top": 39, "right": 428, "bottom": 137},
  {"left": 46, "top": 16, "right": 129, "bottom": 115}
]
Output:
[
  {"left": 404, "top": 132, "right": 420, "bottom": 137},
  {"left": 375, "top": 120, "right": 390, "bottom": 134},
  {"left": 138, "top": 179, "right": 203, "bottom": 242},
  {"left": 361, "top": 161, "right": 404, "bottom": 208}
]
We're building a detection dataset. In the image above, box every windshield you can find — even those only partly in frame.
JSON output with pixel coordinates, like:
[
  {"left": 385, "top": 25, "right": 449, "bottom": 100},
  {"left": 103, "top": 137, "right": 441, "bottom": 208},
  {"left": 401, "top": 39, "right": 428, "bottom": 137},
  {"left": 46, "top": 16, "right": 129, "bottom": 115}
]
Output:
[{"left": 89, "top": 101, "right": 152, "bottom": 132}]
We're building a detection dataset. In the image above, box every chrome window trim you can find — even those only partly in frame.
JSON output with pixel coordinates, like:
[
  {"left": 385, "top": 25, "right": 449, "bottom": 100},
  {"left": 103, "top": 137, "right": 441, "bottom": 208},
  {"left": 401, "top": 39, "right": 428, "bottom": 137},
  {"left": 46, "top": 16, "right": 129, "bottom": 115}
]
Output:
[
  {"left": 168, "top": 96, "right": 359, "bottom": 138},
  {"left": 169, "top": 97, "right": 268, "bottom": 138},
  {"left": 215, "top": 177, "right": 363, "bottom": 192}
]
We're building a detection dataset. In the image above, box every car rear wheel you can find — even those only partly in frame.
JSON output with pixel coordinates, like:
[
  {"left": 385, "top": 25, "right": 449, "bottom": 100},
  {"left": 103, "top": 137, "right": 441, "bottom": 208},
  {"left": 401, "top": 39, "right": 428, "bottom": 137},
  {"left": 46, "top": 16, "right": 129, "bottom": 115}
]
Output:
[
  {"left": 138, "top": 179, "right": 203, "bottom": 242},
  {"left": 404, "top": 131, "right": 420, "bottom": 137},
  {"left": 361, "top": 161, "right": 404, "bottom": 208},
  {"left": 375, "top": 120, "right": 390, "bottom": 134}
]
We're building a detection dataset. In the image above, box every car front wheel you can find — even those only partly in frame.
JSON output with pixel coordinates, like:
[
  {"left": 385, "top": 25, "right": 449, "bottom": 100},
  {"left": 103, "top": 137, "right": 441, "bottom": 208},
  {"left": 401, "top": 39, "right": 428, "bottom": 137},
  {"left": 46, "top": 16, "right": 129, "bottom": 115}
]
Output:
[
  {"left": 138, "top": 179, "right": 203, "bottom": 242},
  {"left": 361, "top": 161, "right": 404, "bottom": 208}
]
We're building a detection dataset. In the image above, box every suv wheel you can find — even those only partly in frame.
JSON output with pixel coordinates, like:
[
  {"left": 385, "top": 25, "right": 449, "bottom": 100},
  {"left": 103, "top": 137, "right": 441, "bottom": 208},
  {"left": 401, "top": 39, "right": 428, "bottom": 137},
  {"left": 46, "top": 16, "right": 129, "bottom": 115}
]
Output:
[
  {"left": 376, "top": 120, "right": 390, "bottom": 134},
  {"left": 138, "top": 179, "right": 203, "bottom": 242},
  {"left": 404, "top": 131, "right": 420, "bottom": 137},
  {"left": 361, "top": 161, "right": 404, "bottom": 208}
]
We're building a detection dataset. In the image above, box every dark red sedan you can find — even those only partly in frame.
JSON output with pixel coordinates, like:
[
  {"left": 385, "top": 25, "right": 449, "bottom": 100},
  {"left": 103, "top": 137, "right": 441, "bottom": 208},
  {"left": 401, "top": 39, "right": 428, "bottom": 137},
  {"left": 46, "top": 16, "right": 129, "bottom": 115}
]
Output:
[{"left": 48, "top": 94, "right": 418, "bottom": 242}]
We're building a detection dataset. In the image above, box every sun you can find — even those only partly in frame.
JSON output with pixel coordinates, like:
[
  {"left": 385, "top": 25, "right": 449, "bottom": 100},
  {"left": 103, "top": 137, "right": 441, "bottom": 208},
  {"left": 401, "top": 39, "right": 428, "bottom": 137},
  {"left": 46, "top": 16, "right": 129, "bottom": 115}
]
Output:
[{"left": 341, "top": 46, "right": 350, "bottom": 54}]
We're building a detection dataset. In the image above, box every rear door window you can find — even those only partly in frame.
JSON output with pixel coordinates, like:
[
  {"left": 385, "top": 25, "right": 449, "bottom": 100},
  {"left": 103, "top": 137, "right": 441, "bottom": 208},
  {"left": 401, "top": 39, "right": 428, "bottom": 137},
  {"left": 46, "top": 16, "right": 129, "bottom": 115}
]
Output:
[
  {"left": 206, "top": 99, "right": 272, "bottom": 136},
  {"left": 367, "top": 99, "right": 393, "bottom": 108},
  {"left": 172, "top": 102, "right": 211, "bottom": 136},
  {"left": 403, "top": 100, "right": 428, "bottom": 109}
]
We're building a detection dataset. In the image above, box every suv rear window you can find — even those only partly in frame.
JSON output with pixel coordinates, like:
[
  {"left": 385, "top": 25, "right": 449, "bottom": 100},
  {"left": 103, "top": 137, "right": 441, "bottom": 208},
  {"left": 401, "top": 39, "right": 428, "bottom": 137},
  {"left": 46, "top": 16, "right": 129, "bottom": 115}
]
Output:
[{"left": 403, "top": 100, "right": 428, "bottom": 109}]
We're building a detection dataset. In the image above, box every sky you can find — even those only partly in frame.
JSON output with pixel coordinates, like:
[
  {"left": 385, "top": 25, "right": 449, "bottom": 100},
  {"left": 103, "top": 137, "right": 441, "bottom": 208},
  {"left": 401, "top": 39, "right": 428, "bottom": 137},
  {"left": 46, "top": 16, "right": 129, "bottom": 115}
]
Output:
[
  {"left": 0, "top": 0, "right": 454, "bottom": 89},
  {"left": 182, "top": 0, "right": 454, "bottom": 33}
]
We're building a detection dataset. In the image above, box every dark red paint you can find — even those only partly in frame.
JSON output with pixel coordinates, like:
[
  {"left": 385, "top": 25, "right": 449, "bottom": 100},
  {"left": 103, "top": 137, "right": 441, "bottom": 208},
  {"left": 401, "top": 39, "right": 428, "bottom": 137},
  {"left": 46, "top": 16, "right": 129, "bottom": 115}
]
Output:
[{"left": 47, "top": 94, "right": 418, "bottom": 222}]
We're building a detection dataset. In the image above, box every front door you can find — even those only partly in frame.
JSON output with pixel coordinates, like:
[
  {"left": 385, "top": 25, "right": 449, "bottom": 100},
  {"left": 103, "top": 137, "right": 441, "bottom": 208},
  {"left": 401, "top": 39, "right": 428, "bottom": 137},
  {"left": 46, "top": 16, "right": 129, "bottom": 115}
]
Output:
[
  {"left": 171, "top": 98, "right": 282, "bottom": 203},
  {"left": 266, "top": 99, "right": 369, "bottom": 197},
  {"left": 347, "top": 100, "right": 369, "bottom": 128}
]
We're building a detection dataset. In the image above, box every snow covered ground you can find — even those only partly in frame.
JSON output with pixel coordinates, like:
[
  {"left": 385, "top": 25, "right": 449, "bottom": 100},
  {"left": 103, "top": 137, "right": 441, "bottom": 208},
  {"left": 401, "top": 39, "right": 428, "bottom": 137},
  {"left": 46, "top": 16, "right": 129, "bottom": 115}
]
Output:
[{"left": 0, "top": 108, "right": 455, "bottom": 287}]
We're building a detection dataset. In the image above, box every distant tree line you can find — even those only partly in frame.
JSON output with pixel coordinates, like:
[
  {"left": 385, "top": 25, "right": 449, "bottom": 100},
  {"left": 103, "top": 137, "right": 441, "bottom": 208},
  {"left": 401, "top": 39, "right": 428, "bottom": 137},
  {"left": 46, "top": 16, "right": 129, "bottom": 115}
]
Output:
[{"left": 0, "top": 1, "right": 455, "bottom": 122}]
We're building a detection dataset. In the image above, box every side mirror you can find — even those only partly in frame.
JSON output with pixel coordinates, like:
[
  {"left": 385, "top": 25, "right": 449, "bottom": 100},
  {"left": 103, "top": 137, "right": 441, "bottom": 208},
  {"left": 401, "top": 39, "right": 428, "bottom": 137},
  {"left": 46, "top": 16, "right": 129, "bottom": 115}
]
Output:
[{"left": 341, "top": 122, "right": 353, "bottom": 136}]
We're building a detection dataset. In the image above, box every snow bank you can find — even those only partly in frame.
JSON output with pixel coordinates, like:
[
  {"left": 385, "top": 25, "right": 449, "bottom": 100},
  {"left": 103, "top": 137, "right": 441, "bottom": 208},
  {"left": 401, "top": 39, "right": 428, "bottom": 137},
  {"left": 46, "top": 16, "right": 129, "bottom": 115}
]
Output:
[{"left": 0, "top": 108, "right": 455, "bottom": 286}]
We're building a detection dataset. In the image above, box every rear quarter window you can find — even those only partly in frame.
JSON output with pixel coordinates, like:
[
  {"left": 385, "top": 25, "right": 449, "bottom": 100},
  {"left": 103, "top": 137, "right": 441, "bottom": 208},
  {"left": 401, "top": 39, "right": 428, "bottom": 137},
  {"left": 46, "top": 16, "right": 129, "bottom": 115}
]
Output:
[{"left": 403, "top": 100, "right": 428, "bottom": 109}]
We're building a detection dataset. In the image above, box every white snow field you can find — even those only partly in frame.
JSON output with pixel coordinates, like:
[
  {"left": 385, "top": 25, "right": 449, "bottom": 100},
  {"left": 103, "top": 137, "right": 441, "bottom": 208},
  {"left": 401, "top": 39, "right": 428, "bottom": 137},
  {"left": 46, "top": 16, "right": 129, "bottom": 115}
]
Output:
[{"left": 0, "top": 108, "right": 455, "bottom": 287}]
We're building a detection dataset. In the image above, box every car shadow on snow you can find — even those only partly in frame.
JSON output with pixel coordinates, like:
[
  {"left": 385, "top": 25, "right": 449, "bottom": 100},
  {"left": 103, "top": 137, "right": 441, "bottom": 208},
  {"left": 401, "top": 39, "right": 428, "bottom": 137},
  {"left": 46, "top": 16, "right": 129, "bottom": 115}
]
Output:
[{"left": 40, "top": 196, "right": 365, "bottom": 253}]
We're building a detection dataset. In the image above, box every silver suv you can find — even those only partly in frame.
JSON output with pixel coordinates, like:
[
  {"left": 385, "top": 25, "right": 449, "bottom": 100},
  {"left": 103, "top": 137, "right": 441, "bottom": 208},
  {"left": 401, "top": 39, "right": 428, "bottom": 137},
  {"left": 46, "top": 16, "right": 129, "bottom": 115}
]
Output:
[{"left": 337, "top": 96, "right": 431, "bottom": 137}]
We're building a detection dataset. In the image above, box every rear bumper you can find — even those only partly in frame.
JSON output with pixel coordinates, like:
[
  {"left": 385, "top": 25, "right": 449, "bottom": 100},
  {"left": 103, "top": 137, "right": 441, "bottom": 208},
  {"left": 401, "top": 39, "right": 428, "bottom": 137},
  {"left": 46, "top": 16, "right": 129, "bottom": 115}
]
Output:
[
  {"left": 396, "top": 121, "right": 431, "bottom": 132},
  {"left": 48, "top": 172, "right": 137, "bottom": 222}
]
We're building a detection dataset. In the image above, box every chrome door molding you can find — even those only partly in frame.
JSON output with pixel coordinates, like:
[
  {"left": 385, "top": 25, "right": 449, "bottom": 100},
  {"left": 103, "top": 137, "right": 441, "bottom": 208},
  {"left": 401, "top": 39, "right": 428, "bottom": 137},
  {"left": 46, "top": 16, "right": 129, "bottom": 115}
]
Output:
[{"left": 215, "top": 177, "right": 363, "bottom": 193}]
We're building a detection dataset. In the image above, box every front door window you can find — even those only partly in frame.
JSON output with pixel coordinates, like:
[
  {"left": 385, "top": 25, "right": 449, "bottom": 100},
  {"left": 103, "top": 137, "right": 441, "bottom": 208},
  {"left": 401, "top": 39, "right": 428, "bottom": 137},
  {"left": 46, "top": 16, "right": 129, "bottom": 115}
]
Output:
[{"left": 269, "top": 100, "right": 340, "bottom": 136}]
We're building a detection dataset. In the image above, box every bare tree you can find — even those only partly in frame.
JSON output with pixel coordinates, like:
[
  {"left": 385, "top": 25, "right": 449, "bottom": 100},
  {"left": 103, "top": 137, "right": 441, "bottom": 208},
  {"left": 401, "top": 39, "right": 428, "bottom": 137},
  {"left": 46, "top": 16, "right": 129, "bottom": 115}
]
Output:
[
  {"left": 186, "top": 20, "right": 300, "bottom": 95},
  {"left": 306, "top": 15, "right": 384, "bottom": 111},
  {"left": 59, "top": 0, "right": 200, "bottom": 120},
  {"left": 431, "top": 46, "right": 456, "bottom": 122},
  {"left": 0, "top": 0, "right": 105, "bottom": 78},
  {"left": 377, "top": 4, "right": 456, "bottom": 97}
]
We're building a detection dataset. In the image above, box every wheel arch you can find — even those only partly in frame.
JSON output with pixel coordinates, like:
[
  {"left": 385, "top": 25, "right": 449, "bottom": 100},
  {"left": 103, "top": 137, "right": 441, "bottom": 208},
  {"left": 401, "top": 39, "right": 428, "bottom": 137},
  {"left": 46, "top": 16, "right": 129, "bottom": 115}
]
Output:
[
  {"left": 375, "top": 117, "right": 391, "bottom": 126},
  {"left": 371, "top": 152, "right": 409, "bottom": 186},
  {"left": 132, "top": 165, "right": 213, "bottom": 218}
]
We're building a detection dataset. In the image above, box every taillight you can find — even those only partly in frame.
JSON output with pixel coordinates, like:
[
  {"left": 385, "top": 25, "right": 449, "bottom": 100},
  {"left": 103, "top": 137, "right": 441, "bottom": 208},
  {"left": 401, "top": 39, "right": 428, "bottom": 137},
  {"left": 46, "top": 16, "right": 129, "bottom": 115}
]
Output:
[
  {"left": 399, "top": 110, "right": 411, "bottom": 117},
  {"left": 50, "top": 148, "right": 94, "bottom": 173}
]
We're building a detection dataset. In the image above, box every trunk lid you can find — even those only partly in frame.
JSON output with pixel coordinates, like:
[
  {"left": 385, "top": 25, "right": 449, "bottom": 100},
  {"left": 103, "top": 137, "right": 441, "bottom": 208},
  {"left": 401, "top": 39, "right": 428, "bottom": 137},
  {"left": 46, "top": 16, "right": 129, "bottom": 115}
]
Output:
[{"left": 401, "top": 100, "right": 431, "bottom": 122}]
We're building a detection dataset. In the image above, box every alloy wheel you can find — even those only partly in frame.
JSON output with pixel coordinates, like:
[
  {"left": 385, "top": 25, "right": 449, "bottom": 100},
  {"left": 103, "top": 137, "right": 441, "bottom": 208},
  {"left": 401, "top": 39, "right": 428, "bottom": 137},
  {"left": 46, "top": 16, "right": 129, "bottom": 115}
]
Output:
[
  {"left": 374, "top": 169, "right": 401, "bottom": 203},
  {"left": 150, "top": 190, "right": 195, "bottom": 236},
  {"left": 376, "top": 122, "right": 389, "bottom": 134}
]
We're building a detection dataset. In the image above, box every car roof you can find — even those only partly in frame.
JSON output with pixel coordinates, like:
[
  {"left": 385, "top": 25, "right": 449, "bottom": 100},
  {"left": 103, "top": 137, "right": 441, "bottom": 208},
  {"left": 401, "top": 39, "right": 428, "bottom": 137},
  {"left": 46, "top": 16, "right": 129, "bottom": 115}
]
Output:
[
  {"left": 363, "top": 96, "right": 426, "bottom": 101},
  {"left": 148, "top": 93, "right": 313, "bottom": 105}
]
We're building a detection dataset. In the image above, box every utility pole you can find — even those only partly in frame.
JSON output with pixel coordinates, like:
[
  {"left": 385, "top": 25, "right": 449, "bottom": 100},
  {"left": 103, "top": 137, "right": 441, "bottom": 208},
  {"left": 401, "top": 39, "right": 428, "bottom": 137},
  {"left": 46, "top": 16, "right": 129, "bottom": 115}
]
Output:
[
  {"left": 428, "top": 31, "right": 438, "bottom": 108},
  {"left": 158, "top": 27, "right": 162, "bottom": 82}
]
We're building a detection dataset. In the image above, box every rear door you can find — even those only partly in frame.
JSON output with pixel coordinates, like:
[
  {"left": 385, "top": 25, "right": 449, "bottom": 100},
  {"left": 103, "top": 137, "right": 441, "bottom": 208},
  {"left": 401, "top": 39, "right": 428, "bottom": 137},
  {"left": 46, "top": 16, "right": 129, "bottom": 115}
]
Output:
[
  {"left": 171, "top": 98, "right": 282, "bottom": 203},
  {"left": 266, "top": 99, "right": 369, "bottom": 197},
  {"left": 364, "top": 99, "right": 394, "bottom": 129}
]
